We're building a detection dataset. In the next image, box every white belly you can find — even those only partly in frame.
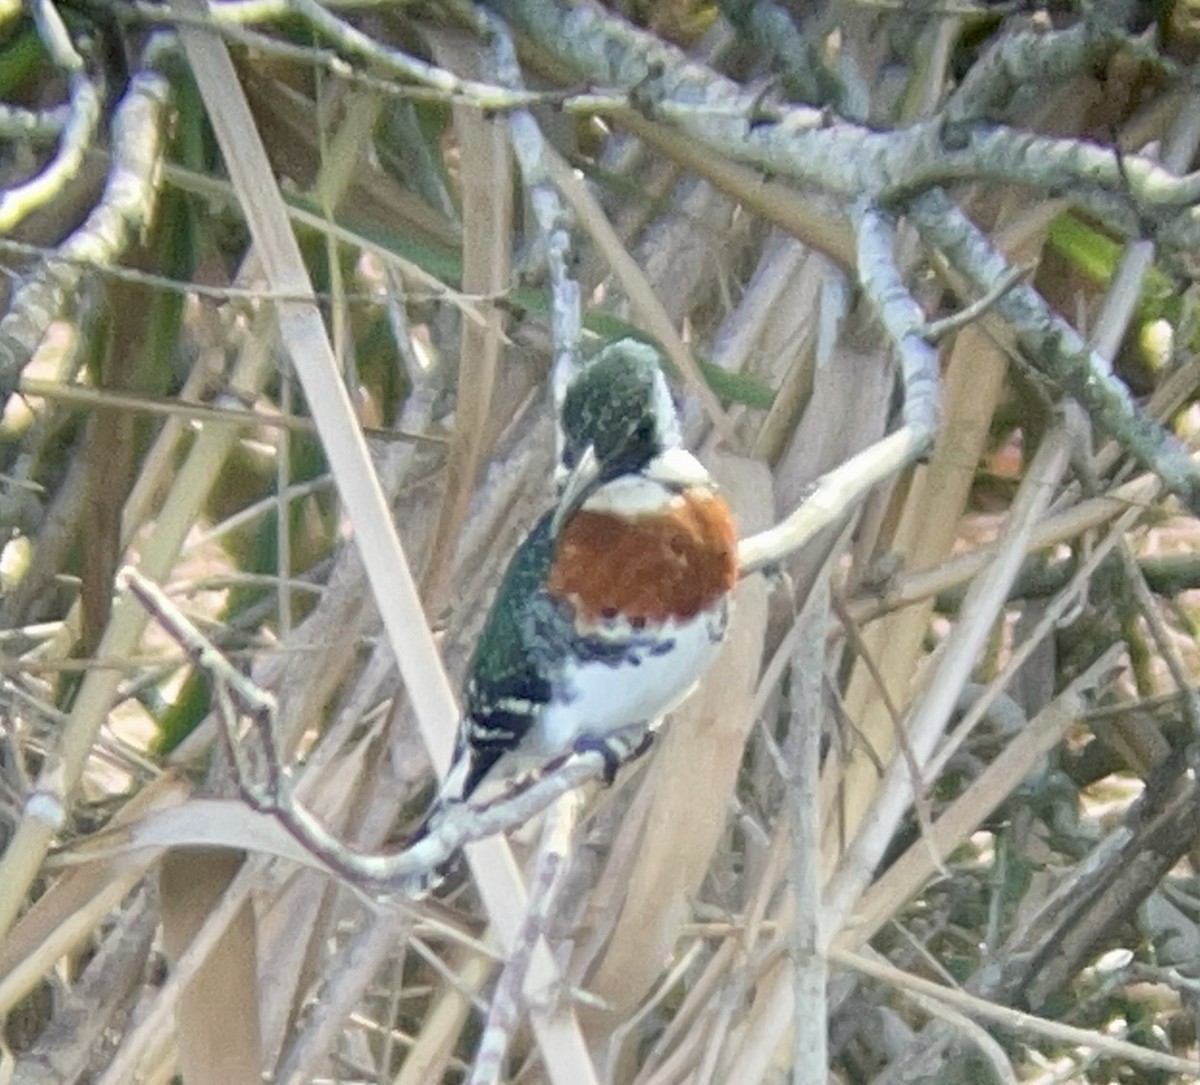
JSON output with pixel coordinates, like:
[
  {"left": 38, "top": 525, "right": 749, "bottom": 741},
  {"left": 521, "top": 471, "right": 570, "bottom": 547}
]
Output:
[{"left": 538, "top": 603, "right": 727, "bottom": 754}]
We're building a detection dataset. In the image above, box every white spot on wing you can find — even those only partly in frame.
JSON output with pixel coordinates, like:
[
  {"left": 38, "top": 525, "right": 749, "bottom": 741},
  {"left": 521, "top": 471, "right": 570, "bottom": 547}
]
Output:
[{"left": 447, "top": 600, "right": 731, "bottom": 804}]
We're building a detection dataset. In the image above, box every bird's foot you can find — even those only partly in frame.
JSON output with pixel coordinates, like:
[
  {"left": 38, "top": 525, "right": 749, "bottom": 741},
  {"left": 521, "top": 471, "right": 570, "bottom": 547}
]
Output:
[{"left": 573, "top": 728, "right": 656, "bottom": 786}]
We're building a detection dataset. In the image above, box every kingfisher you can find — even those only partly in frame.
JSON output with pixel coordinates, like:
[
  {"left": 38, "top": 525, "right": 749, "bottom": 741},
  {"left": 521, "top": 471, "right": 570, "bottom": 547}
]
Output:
[{"left": 423, "top": 339, "right": 738, "bottom": 833}]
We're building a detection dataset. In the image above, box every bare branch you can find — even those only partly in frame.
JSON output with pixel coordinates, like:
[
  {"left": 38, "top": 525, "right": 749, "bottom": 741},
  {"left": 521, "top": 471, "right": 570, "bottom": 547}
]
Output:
[
  {"left": 0, "top": 2, "right": 102, "bottom": 235},
  {"left": 0, "top": 68, "right": 169, "bottom": 399},
  {"left": 484, "top": 0, "right": 1200, "bottom": 226},
  {"left": 851, "top": 200, "right": 938, "bottom": 437},
  {"left": 479, "top": 10, "right": 581, "bottom": 410},
  {"left": 943, "top": 16, "right": 1127, "bottom": 124},
  {"left": 117, "top": 566, "right": 611, "bottom": 898},
  {"left": 468, "top": 798, "right": 576, "bottom": 1084},
  {"left": 737, "top": 200, "right": 940, "bottom": 575},
  {"left": 909, "top": 188, "right": 1200, "bottom": 513},
  {"left": 922, "top": 263, "right": 1031, "bottom": 343}
]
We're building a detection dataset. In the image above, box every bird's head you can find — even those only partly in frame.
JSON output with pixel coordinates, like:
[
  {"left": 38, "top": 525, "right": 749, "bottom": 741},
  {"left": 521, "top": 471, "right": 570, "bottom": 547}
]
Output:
[{"left": 552, "top": 340, "right": 709, "bottom": 536}]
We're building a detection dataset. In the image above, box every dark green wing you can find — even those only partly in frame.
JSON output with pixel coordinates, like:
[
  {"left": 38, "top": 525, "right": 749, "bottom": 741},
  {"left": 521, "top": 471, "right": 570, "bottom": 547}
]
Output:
[{"left": 459, "top": 511, "right": 557, "bottom": 796}]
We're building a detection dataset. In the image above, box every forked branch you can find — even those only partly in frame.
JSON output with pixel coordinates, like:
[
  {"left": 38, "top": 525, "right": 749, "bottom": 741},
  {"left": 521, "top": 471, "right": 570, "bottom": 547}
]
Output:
[{"left": 119, "top": 567, "right": 611, "bottom": 896}]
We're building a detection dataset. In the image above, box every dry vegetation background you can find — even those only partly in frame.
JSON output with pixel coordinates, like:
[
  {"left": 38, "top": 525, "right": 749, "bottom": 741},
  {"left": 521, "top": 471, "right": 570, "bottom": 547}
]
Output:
[{"left": 3, "top": 0, "right": 1200, "bottom": 1083}]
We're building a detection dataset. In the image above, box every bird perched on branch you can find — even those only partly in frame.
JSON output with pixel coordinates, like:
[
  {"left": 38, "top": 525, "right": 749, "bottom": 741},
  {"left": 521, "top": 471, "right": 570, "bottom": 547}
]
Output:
[{"left": 424, "top": 339, "right": 738, "bottom": 832}]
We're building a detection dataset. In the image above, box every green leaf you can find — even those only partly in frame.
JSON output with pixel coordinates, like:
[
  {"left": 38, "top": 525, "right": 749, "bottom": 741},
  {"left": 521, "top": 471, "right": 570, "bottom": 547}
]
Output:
[
  {"left": 0, "top": 26, "right": 46, "bottom": 100},
  {"left": 1047, "top": 214, "right": 1177, "bottom": 323}
]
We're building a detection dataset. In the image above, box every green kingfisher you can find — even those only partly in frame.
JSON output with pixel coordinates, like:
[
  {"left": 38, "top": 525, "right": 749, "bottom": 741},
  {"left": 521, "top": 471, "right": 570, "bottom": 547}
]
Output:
[{"left": 425, "top": 339, "right": 738, "bottom": 828}]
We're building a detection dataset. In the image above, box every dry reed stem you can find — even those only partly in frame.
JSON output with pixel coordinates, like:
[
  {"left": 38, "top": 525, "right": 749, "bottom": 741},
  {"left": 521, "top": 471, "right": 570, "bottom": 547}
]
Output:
[
  {"left": 543, "top": 147, "right": 735, "bottom": 441},
  {"left": 847, "top": 641, "right": 1127, "bottom": 948},
  {"left": 136, "top": 84, "right": 399, "bottom": 1085},
  {"left": 161, "top": 160, "right": 480, "bottom": 319},
  {"left": 724, "top": 419, "right": 1074, "bottom": 1081},
  {"left": 844, "top": 468, "right": 1165, "bottom": 625},
  {"left": 168, "top": 6, "right": 598, "bottom": 1081},
  {"left": 823, "top": 190, "right": 1072, "bottom": 837},
  {"left": 255, "top": 723, "right": 398, "bottom": 1073},
  {"left": 0, "top": 777, "right": 187, "bottom": 1017},
  {"left": 789, "top": 568, "right": 832, "bottom": 1085},
  {"left": 824, "top": 422, "right": 1074, "bottom": 943},
  {"left": 93, "top": 861, "right": 263, "bottom": 1085},
  {"left": 832, "top": 947, "right": 1200, "bottom": 1077},
  {"left": 274, "top": 909, "right": 414, "bottom": 1085},
  {"left": 736, "top": 243, "right": 839, "bottom": 466},
  {"left": 9, "top": 882, "right": 157, "bottom": 1085},
  {"left": 577, "top": 454, "right": 772, "bottom": 1057},
  {"left": 151, "top": 82, "right": 393, "bottom": 1085},
  {"left": 0, "top": 324, "right": 279, "bottom": 937},
  {"left": 420, "top": 33, "right": 510, "bottom": 615},
  {"left": 827, "top": 279, "right": 1010, "bottom": 855},
  {"left": 394, "top": 948, "right": 495, "bottom": 1085},
  {"left": 159, "top": 850, "right": 262, "bottom": 1085}
]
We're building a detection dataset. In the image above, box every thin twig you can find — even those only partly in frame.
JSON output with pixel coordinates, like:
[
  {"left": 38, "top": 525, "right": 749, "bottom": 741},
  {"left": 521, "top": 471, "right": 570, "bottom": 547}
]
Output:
[
  {"left": 922, "top": 263, "right": 1031, "bottom": 343},
  {"left": 822, "top": 422, "right": 1073, "bottom": 945},
  {"left": 274, "top": 910, "right": 415, "bottom": 1085},
  {"left": 468, "top": 797, "right": 577, "bottom": 1085},
  {"left": 477, "top": 12, "right": 580, "bottom": 414},
  {"left": 848, "top": 642, "right": 1127, "bottom": 949},
  {"left": 787, "top": 572, "right": 830, "bottom": 1085},
  {"left": 831, "top": 946, "right": 1200, "bottom": 1078},
  {"left": 910, "top": 188, "right": 1200, "bottom": 513},
  {"left": 830, "top": 590, "right": 948, "bottom": 881},
  {"left": 117, "top": 566, "right": 610, "bottom": 895},
  {"left": 15, "top": 377, "right": 441, "bottom": 446}
]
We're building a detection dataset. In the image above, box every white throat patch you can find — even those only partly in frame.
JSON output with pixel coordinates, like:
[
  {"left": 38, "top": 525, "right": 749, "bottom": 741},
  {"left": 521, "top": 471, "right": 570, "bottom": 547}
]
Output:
[{"left": 581, "top": 448, "right": 713, "bottom": 518}]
